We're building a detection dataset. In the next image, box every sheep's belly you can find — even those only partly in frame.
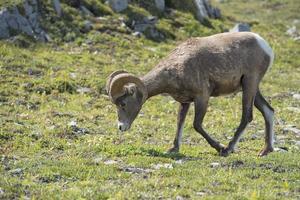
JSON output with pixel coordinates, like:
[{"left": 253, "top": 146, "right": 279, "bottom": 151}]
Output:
[
  {"left": 211, "top": 77, "right": 242, "bottom": 97},
  {"left": 170, "top": 93, "right": 194, "bottom": 103}
]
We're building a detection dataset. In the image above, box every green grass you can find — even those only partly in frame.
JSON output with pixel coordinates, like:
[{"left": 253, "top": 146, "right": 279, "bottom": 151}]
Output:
[
  {"left": 0, "top": 0, "right": 300, "bottom": 199},
  {"left": 0, "top": 0, "right": 22, "bottom": 8}
]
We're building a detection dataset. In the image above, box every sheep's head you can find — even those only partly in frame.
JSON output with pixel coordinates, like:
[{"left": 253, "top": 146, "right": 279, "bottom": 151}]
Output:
[{"left": 106, "top": 71, "right": 148, "bottom": 131}]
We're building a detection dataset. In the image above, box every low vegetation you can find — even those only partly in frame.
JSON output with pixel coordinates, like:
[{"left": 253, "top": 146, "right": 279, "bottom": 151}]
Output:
[{"left": 0, "top": 0, "right": 299, "bottom": 199}]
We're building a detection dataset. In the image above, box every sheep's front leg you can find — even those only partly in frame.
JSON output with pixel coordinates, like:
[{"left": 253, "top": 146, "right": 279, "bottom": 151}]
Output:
[
  {"left": 168, "top": 103, "right": 190, "bottom": 153},
  {"left": 193, "top": 96, "right": 225, "bottom": 153}
]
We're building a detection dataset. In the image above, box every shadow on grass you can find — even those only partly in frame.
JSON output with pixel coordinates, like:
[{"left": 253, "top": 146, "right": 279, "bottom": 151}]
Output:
[{"left": 139, "top": 147, "right": 196, "bottom": 160}]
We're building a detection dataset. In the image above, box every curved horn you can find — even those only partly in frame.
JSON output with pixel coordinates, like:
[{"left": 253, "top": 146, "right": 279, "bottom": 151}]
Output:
[
  {"left": 106, "top": 70, "right": 128, "bottom": 94},
  {"left": 109, "top": 73, "right": 148, "bottom": 103}
]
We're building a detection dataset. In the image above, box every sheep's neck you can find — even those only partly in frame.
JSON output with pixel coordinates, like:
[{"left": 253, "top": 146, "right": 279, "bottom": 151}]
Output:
[{"left": 141, "top": 70, "right": 166, "bottom": 99}]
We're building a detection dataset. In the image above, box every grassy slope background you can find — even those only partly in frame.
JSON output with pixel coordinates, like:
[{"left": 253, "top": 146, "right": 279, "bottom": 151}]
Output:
[{"left": 0, "top": 0, "right": 299, "bottom": 199}]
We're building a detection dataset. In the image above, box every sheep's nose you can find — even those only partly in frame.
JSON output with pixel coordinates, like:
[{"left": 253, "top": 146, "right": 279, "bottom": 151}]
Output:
[{"left": 118, "top": 122, "right": 128, "bottom": 132}]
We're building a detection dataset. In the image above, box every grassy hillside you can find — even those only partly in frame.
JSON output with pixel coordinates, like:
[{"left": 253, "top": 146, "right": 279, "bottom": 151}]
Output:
[{"left": 0, "top": 0, "right": 299, "bottom": 199}]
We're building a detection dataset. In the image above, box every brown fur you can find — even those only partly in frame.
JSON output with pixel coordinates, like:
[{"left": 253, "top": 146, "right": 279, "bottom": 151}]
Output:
[
  {"left": 108, "top": 32, "right": 274, "bottom": 157},
  {"left": 142, "top": 32, "right": 270, "bottom": 101}
]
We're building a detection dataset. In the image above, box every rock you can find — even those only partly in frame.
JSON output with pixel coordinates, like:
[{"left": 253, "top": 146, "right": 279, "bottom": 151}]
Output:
[
  {"left": 230, "top": 23, "right": 251, "bottom": 32},
  {"left": 44, "top": 33, "right": 52, "bottom": 42},
  {"left": 108, "top": 0, "right": 128, "bottom": 12},
  {"left": 155, "top": 0, "right": 165, "bottom": 11},
  {"left": 286, "top": 107, "right": 300, "bottom": 113},
  {"left": 0, "top": 16, "right": 10, "bottom": 38},
  {"left": 69, "top": 120, "right": 77, "bottom": 127},
  {"left": 194, "top": 0, "right": 221, "bottom": 22},
  {"left": 76, "top": 87, "right": 92, "bottom": 94},
  {"left": 0, "top": 1, "right": 48, "bottom": 41},
  {"left": 80, "top": 5, "right": 94, "bottom": 16},
  {"left": 132, "top": 31, "right": 142, "bottom": 37},
  {"left": 131, "top": 16, "right": 164, "bottom": 40},
  {"left": 7, "top": 17, "right": 19, "bottom": 30},
  {"left": 210, "top": 162, "right": 220, "bottom": 168},
  {"left": 29, "top": 13, "right": 38, "bottom": 27},
  {"left": 9, "top": 168, "right": 23, "bottom": 176},
  {"left": 283, "top": 127, "right": 300, "bottom": 137},
  {"left": 194, "top": 0, "right": 209, "bottom": 22},
  {"left": 293, "top": 94, "right": 300, "bottom": 100},
  {"left": 23, "top": 1, "right": 33, "bottom": 16},
  {"left": 122, "top": 167, "right": 152, "bottom": 174},
  {"left": 176, "top": 196, "right": 184, "bottom": 200},
  {"left": 152, "top": 163, "right": 173, "bottom": 169},
  {"left": 104, "top": 160, "right": 118, "bottom": 165},
  {"left": 82, "top": 20, "right": 93, "bottom": 33},
  {"left": 286, "top": 26, "right": 298, "bottom": 37},
  {"left": 251, "top": 133, "right": 259, "bottom": 140},
  {"left": 93, "top": 157, "right": 103, "bottom": 165},
  {"left": 69, "top": 73, "right": 77, "bottom": 79},
  {"left": 196, "top": 192, "right": 206, "bottom": 196},
  {"left": 274, "top": 147, "right": 288, "bottom": 153},
  {"left": 175, "top": 159, "right": 184, "bottom": 164},
  {"left": 286, "top": 26, "right": 300, "bottom": 40},
  {"left": 53, "top": 0, "right": 62, "bottom": 17}
]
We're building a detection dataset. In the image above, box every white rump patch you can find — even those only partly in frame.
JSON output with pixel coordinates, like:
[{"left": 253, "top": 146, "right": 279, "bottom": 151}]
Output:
[{"left": 252, "top": 33, "right": 274, "bottom": 70}]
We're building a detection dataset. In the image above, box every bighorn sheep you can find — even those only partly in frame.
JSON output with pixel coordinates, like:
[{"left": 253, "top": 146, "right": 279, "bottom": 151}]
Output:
[{"left": 106, "top": 32, "right": 275, "bottom": 157}]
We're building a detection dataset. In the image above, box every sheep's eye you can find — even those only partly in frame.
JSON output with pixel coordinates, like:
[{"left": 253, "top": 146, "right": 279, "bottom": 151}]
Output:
[{"left": 120, "top": 102, "right": 126, "bottom": 107}]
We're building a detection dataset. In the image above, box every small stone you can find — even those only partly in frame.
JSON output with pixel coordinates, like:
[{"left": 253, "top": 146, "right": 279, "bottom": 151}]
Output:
[
  {"left": 104, "top": 160, "right": 118, "bottom": 165},
  {"left": 69, "top": 73, "right": 77, "bottom": 79},
  {"left": 23, "top": 1, "right": 33, "bottom": 16},
  {"left": 44, "top": 33, "right": 52, "bottom": 42},
  {"left": 293, "top": 94, "right": 300, "bottom": 100},
  {"left": 132, "top": 31, "right": 142, "bottom": 37},
  {"left": 76, "top": 87, "right": 92, "bottom": 94},
  {"left": 53, "top": 0, "right": 62, "bottom": 17},
  {"left": 152, "top": 163, "right": 173, "bottom": 169},
  {"left": 175, "top": 159, "right": 184, "bottom": 164},
  {"left": 210, "top": 162, "right": 220, "bottom": 168},
  {"left": 80, "top": 5, "right": 94, "bottom": 16},
  {"left": 283, "top": 127, "right": 300, "bottom": 136},
  {"left": 274, "top": 147, "right": 288, "bottom": 153},
  {"left": 94, "top": 157, "right": 103, "bottom": 164},
  {"left": 108, "top": 0, "right": 128, "bottom": 12},
  {"left": 196, "top": 192, "right": 206, "bottom": 196},
  {"left": 68, "top": 120, "right": 77, "bottom": 127},
  {"left": 176, "top": 196, "right": 184, "bottom": 200},
  {"left": 0, "top": 17, "right": 9, "bottom": 38},
  {"left": 286, "top": 107, "right": 300, "bottom": 113},
  {"left": 0, "top": 188, "right": 4, "bottom": 195},
  {"left": 251, "top": 134, "right": 259, "bottom": 140},
  {"left": 9, "top": 168, "right": 23, "bottom": 175},
  {"left": 155, "top": 0, "right": 165, "bottom": 11},
  {"left": 123, "top": 167, "right": 152, "bottom": 174},
  {"left": 230, "top": 23, "right": 251, "bottom": 32},
  {"left": 286, "top": 26, "right": 298, "bottom": 37},
  {"left": 82, "top": 20, "right": 93, "bottom": 33}
]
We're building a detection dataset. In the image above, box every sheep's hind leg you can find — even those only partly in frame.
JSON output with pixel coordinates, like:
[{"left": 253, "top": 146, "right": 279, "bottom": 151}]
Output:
[
  {"left": 168, "top": 103, "right": 190, "bottom": 153},
  {"left": 220, "top": 76, "right": 258, "bottom": 157},
  {"left": 193, "top": 96, "right": 225, "bottom": 153},
  {"left": 254, "top": 90, "right": 275, "bottom": 156}
]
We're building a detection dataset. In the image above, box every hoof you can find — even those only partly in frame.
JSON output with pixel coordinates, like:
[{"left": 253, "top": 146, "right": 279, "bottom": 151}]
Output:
[
  {"left": 167, "top": 147, "right": 179, "bottom": 153},
  {"left": 258, "top": 147, "right": 274, "bottom": 157},
  {"left": 219, "top": 147, "right": 233, "bottom": 157}
]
